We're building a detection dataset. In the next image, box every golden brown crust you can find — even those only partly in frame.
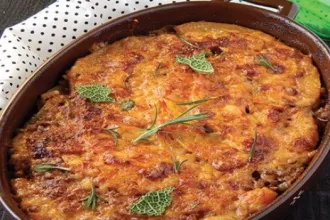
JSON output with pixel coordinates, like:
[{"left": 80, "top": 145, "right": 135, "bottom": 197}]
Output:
[{"left": 10, "top": 22, "right": 320, "bottom": 219}]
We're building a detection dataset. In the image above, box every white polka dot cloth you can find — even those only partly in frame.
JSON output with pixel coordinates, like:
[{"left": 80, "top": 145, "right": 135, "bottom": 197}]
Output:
[{"left": 0, "top": 0, "right": 275, "bottom": 113}]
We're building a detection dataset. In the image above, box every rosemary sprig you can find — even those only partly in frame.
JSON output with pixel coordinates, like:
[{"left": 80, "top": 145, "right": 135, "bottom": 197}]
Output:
[
  {"left": 104, "top": 126, "right": 119, "bottom": 146},
  {"left": 171, "top": 157, "right": 188, "bottom": 173},
  {"left": 81, "top": 184, "right": 106, "bottom": 210},
  {"left": 181, "top": 123, "right": 206, "bottom": 132},
  {"left": 33, "top": 164, "right": 71, "bottom": 173},
  {"left": 147, "top": 104, "right": 158, "bottom": 130},
  {"left": 176, "top": 97, "right": 218, "bottom": 106},
  {"left": 175, "top": 34, "right": 200, "bottom": 49},
  {"left": 133, "top": 105, "right": 210, "bottom": 143},
  {"left": 255, "top": 55, "right": 276, "bottom": 71},
  {"left": 249, "top": 131, "right": 258, "bottom": 162}
]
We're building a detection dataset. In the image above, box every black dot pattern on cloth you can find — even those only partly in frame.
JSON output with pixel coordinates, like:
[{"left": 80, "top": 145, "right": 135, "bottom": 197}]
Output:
[{"left": 0, "top": 0, "right": 192, "bottom": 112}]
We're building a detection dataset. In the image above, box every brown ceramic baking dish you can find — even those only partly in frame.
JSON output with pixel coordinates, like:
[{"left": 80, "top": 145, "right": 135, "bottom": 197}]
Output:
[{"left": 1, "top": 0, "right": 330, "bottom": 219}]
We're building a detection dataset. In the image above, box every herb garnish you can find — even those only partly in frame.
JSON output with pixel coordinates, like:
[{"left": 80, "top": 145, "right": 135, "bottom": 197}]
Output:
[
  {"left": 147, "top": 104, "right": 158, "bottom": 130},
  {"left": 249, "top": 131, "right": 258, "bottom": 162},
  {"left": 181, "top": 122, "right": 206, "bottom": 132},
  {"left": 77, "top": 84, "right": 114, "bottom": 103},
  {"left": 133, "top": 105, "right": 210, "bottom": 143},
  {"left": 104, "top": 126, "right": 119, "bottom": 146},
  {"left": 120, "top": 99, "right": 135, "bottom": 111},
  {"left": 171, "top": 157, "right": 187, "bottom": 173},
  {"left": 81, "top": 184, "right": 106, "bottom": 210},
  {"left": 175, "top": 34, "right": 199, "bottom": 49},
  {"left": 129, "top": 186, "right": 174, "bottom": 216},
  {"left": 176, "top": 97, "right": 218, "bottom": 106},
  {"left": 176, "top": 52, "right": 214, "bottom": 74},
  {"left": 255, "top": 55, "right": 276, "bottom": 72},
  {"left": 33, "top": 164, "right": 70, "bottom": 173}
]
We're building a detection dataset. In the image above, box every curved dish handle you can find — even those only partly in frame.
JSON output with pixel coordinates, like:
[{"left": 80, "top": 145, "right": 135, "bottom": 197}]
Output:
[{"left": 213, "top": 0, "right": 299, "bottom": 19}]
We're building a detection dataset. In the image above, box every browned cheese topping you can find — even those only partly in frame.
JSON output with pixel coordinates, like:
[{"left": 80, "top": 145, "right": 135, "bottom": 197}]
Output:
[{"left": 10, "top": 22, "right": 321, "bottom": 219}]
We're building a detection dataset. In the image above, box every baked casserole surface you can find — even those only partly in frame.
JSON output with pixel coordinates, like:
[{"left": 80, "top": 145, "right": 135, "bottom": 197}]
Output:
[{"left": 9, "top": 22, "right": 321, "bottom": 219}]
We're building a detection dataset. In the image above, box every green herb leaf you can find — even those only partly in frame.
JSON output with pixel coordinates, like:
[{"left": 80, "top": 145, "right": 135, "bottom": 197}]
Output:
[
  {"left": 128, "top": 186, "right": 174, "bottom": 216},
  {"left": 255, "top": 55, "right": 276, "bottom": 71},
  {"left": 33, "top": 164, "right": 70, "bottom": 173},
  {"left": 104, "top": 126, "right": 119, "bottom": 146},
  {"left": 175, "top": 34, "right": 199, "bottom": 49},
  {"left": 181, "top": 123, "right": 206, "bottom": 132},
  {"left": 249, "top": 131, "right": 258, "bottom": 162},
  {"left": 147, "top": 104, "right": 158, "bottom": 130},
  {"left": 176, "top": 97, "right": 218, "bottom": 106},
  {"left": 133, "top": 105, "right": 210, "bottom": 143},
  {"left": 171, "top": 157, "right": 188, "bottom": 173},
  {"left": 81, "top": 184, "right": 106, "bottom": 210},
  {"left": 176, "top": 52, "right": 214, "bottom": 74},
  {"left": 77, "top": 84, "right": 114, "bottom": 103},
  {"left": 120, "top": 99, "right": 135, "bottom": 111}
]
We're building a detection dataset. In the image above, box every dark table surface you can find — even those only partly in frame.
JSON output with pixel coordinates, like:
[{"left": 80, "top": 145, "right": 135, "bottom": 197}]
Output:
[{"left": 1, "top": 0, "right": 330, "bottom": 219}]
